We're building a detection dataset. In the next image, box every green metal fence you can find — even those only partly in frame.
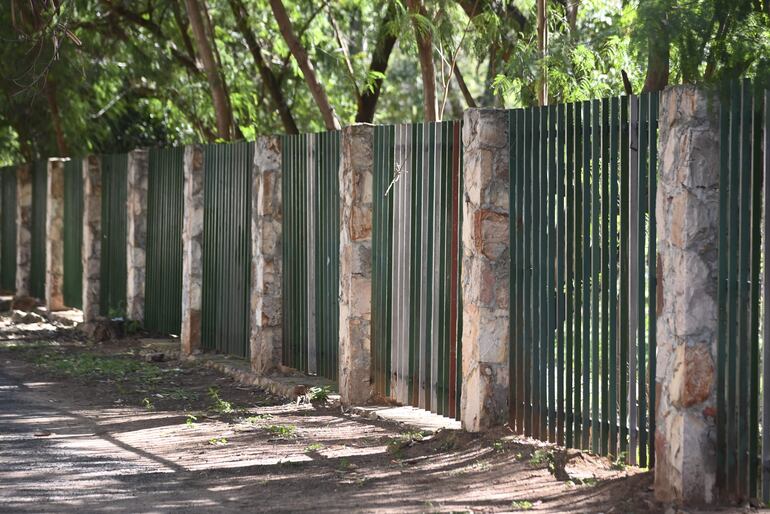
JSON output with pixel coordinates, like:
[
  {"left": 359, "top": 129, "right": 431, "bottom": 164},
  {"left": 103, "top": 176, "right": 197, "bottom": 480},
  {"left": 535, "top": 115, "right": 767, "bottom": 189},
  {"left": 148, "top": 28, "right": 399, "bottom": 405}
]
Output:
[
  {"left": 201, "top": 142, "right": 252, "bottom": 357},
  {"left": 30, "top": 159, "right": 47, "bottom": 299},
  {"left": 371, "top": 121, "right": 463, "bottom": 419},
  {"left": 100, "top": 153, "right": 128, "bottom": 316},
  {"left": 509, "top": 94, "right": 659, "bottom": 466},
  {"left": 0, "top": 166, "right": 16, "bottom": 291},
  {"left": 716, "top": 79, "right": 767, "bottom": 501},
  {"left": 281, "top": 131, "right": 340, "bottom": 381},
  {"left": 145, "top": 147, "right": 184, "bottom": 334},
  {"left": 62, "top": 158, "right": 83, "bottom": 309}
]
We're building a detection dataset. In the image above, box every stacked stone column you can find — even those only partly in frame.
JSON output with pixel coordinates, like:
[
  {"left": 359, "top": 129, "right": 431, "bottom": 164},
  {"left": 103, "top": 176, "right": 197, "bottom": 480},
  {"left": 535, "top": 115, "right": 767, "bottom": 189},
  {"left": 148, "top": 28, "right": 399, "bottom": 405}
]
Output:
[
  {"left": 338, "top": 124, "right": 375, "bottom": 407},
  {"left": 126, "top": 149, "right": 149, "bottom": 322},
  {"left": 459, "top": 109, "right": 510, "bottom": 432},
  {"left": 15, "top": 164, "right": 32, "bottom": 298},
  {"left": 250, "top": 136, "right": 283, "bottom": 373},
  {"left": 82, "top": 156, "right": 102, "bottom": 322},
  {"left": 181, "top": 145, "right": 204, "bottom": 355},
  {"left": 44, "top": 159, "right": 66, "bottom": 311},
  {"left": 654, "top": 85, "right": 720, "bottom": 505}
]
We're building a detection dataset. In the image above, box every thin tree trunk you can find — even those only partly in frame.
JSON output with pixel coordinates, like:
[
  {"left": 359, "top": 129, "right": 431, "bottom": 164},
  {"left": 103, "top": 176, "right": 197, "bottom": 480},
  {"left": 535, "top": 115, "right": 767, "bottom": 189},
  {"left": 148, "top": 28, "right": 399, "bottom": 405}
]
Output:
[
  {"left": 45, "top": 79, "right": 68, "bottom": 156},
  {"left": 227, "top": 0, "right": 298, "bottom": 134},
  {"left": 355, "top": 6, "right": 398, "bottom": 123},
  {"left": 537, "top": 0, "right": 547, "bottom": 105},
  {"left": 454, "top": 63, "right": 477, "bottom": 108},
  {"left": 269, "top": 0, "right": 340, "bottom": 130},
  {"left": 184, "top": 0, "right": 234, "bottom": 139},
  {"left": 407, "top": 0, "right": 437, "bottom": 121},
  {"left": 642, "top": 29, "right": 669, "bottom": 92},
  {"left": 566, "top": 0, "right": 579, "bottom": 32}
]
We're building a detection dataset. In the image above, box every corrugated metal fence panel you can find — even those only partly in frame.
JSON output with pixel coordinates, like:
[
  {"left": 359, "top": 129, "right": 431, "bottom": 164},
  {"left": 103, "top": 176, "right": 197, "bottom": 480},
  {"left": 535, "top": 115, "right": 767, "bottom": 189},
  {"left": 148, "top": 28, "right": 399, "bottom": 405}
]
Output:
[
  {"left": 372, "top": 121, "right": 462, "bottom": 419},
  {"left": 62, "top": 159, "right": 83, "bottom": 309},
  {"left": 0, "top": 167, "right": 16, "bottom": 291},
  {"left": 280, "top": 132, "right": 340, "bottom": 381},
  {"left": 201, "top": 142, "right": 252, "bottom": 357},
  {"left": 314, "top": 131, "right": 340, "bottom": 381},
  {"left": 372, "top": 126, "right": 394, "bottom": 396},
  {"left": 281, "top": 134, "right": 309, "bottom": 372},
  {"left": 145, "top": 147, "right": 184, "bottom": 335},
  {"left": 717, "top": 79, "right": 765, "bottom": 502},
  {"left": 508, "top": 93, "right": 658, "bottom": 466},
  {"left": 100, "top": 153, "right": 128, "bottom": 316},
  {"left": 30, "top": 159, "right": 47, "bottom": 299}
]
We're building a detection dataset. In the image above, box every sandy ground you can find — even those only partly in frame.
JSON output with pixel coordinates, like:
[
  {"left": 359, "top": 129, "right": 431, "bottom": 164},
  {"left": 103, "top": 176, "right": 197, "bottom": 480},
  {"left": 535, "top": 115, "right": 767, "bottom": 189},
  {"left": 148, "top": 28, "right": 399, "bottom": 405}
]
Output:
[{"left": 0, "top": 315, "right": 665, "bottom": 513}]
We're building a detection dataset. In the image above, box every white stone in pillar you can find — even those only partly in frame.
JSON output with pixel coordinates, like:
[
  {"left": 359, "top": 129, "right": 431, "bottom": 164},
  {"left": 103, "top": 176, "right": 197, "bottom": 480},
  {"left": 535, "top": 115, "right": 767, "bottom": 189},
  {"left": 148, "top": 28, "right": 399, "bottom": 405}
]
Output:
[
  {"left": 15, "top": 164, "right": 32, "bottom": 297},
  {"left": 181, "top": 145, "right": 204, "bottom": 355},
  {"left": 45, "top": 159, "right": 66, "bottom": 311},
  {"left": 250, "top": 136, "right": 283, "bottom": 373},
  {"left": 460, "top": 109, "right": 510, "bottom": 432},
  {"left": 126, "top": 148, "right": 149, "bottom": 322},
  {"left": 82, "top": 156, "right": 102, "bottom": 322},
  {"left": 338, "top": 124, "right": 375, "bottom": 407},
  {"left": 654, "top": 85, "right": 720, "bottom": 505}
]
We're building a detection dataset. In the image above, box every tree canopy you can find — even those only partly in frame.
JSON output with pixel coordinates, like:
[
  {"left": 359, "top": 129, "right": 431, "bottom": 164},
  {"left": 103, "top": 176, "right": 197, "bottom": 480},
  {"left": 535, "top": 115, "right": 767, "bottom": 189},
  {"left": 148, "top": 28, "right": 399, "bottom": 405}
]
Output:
[{"left": 1, "top": 0, "right": 769, "bottom": 165}]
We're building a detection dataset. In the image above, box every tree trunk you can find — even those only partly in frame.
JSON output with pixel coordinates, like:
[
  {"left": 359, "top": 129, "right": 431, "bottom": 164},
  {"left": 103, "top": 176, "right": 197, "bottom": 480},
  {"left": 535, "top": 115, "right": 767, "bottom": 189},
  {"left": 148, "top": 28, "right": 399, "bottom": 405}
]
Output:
[
  {"left": 566, "top": 0, "right": 579, "bottom": 32},
  {"left": 537, "top": 0, "right": 547, "bottom": 105},
  {"left": 355, "top": 7, "right": 398, "bottom": 123},
  {"left": 184, "top": 0, "right": 235, "bottom": 140},
  {"left": 227, "top": 0, "right": 298, "bottom": 134},
  {"left": 406, "top": 0, "right": 437, "bottom": 121},
  {"left": 642, "top": 30, "right": 670, "bottom": 92},
  {"left": 269, "top": 0, "right": 340, "bottom": 130},
  {"left": 454, "top": 64, "right": 477, "bottom": 108},
  {"left": 45, "top": 79, "right": 68, "bottom": 156}
]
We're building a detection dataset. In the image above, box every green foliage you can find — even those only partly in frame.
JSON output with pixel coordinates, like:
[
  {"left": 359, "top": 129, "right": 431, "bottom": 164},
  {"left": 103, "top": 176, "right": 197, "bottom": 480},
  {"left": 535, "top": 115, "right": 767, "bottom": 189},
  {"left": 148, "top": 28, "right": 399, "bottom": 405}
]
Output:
[
  {"left": 35, "top": 352, "right": 162, "bottom": 382},
  {"left": 307, "top": 385, "right": 331, "bottom": 402},
  {"left": 510, "top": 500, "right": 534, "bottom": 511},
  {"left": 1, "top": 0, "right": 768, "bottom": 165},
  {"left": 207, "top": 387, "right": 234, "bottom": 414},
  {"left": 264, "top": 424, "right": 297, "bottom": 438}
]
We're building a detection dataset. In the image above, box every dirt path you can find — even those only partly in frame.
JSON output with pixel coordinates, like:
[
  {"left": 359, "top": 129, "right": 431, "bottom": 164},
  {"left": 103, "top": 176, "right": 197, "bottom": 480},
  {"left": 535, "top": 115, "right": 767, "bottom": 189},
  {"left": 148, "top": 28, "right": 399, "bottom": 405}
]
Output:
[{"left": 0, "top": 317, "right": 661, "bottom": 513}]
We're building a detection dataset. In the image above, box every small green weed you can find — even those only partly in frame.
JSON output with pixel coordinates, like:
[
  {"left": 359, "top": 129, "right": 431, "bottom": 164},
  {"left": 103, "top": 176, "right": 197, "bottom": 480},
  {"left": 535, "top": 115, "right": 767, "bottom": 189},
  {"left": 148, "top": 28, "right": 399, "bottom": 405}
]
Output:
[
  {"left": 207, "top": 387, "right": 233, "bottom": 414},
  {"left": 243, "top": 414, "right": 273, "bottom": 423},
  {"left": 209, "top": 437, "right": 228, "bottom": 446},
  {"left": 126, "top": 319, "right": 142, "bottom": 334},
  {"left": 304, "top": 443, "right": 324, "bottom": 452},
  {"left": 387, "top": 431, "right": 425, "bottom": 453},
  {"left": 492, "top": 440, "right": 505, "bottom": 453},
  {"left": 611, "top": 452, "right": 627, "bottom": 471},
  {"left": 185, "top": 414, "right": 198, "bottom": 428},
  {"left": 510, "top": 500, "right": 533, "bottom": 511},
  {"left": 529, "top": 448, "right": 553, "bottom": 467},
  {"left": 142, "top": 397, "right": 155, "bottom": 411},
  {"left": 162, "top": 388, "right": 199, "bottom": 402},
  {"left": 264, "top": 424, "right": 297, "bottom": 438},
  {"left": 307, "top": 386, "right": 331, "bottom": 402}
]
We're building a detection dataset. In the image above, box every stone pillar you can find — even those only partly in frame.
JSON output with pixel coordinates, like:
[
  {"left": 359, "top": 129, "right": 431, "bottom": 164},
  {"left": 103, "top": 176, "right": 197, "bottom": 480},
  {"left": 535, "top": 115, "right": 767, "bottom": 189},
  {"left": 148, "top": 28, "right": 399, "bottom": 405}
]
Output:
[
  {"left": 15, "top": 164, "right": 32, "bottom": 297},
  {"left": 126, "top": 148, "right": 149, "bottom": 322},
  {"left": 338, "top": 124, "right": 374, "bottom": 407},
  {"left": 250, "top": 136, "right": 283, "bottom": 373},
  {"left": 45, "top": 159, "right": 66, "bottom": 311},
  {"left": 654, "top": 86, "right": 720, "bottom": 505},
  {"left": 181, "top": 145, "right": 204, "bottom": 355},
  {"left": 460, "top": 109, "right": 510, "bottom": 432},
  {"left": 82, "top": 156, "right": 102, "bottom": 322}
]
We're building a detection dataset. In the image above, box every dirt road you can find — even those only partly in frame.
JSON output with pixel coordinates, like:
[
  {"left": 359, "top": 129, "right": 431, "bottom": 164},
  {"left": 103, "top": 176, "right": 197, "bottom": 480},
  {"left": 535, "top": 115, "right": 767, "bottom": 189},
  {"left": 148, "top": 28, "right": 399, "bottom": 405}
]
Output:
[{"left": 0, "top": 317, "right": 659, "bottom": 513}]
